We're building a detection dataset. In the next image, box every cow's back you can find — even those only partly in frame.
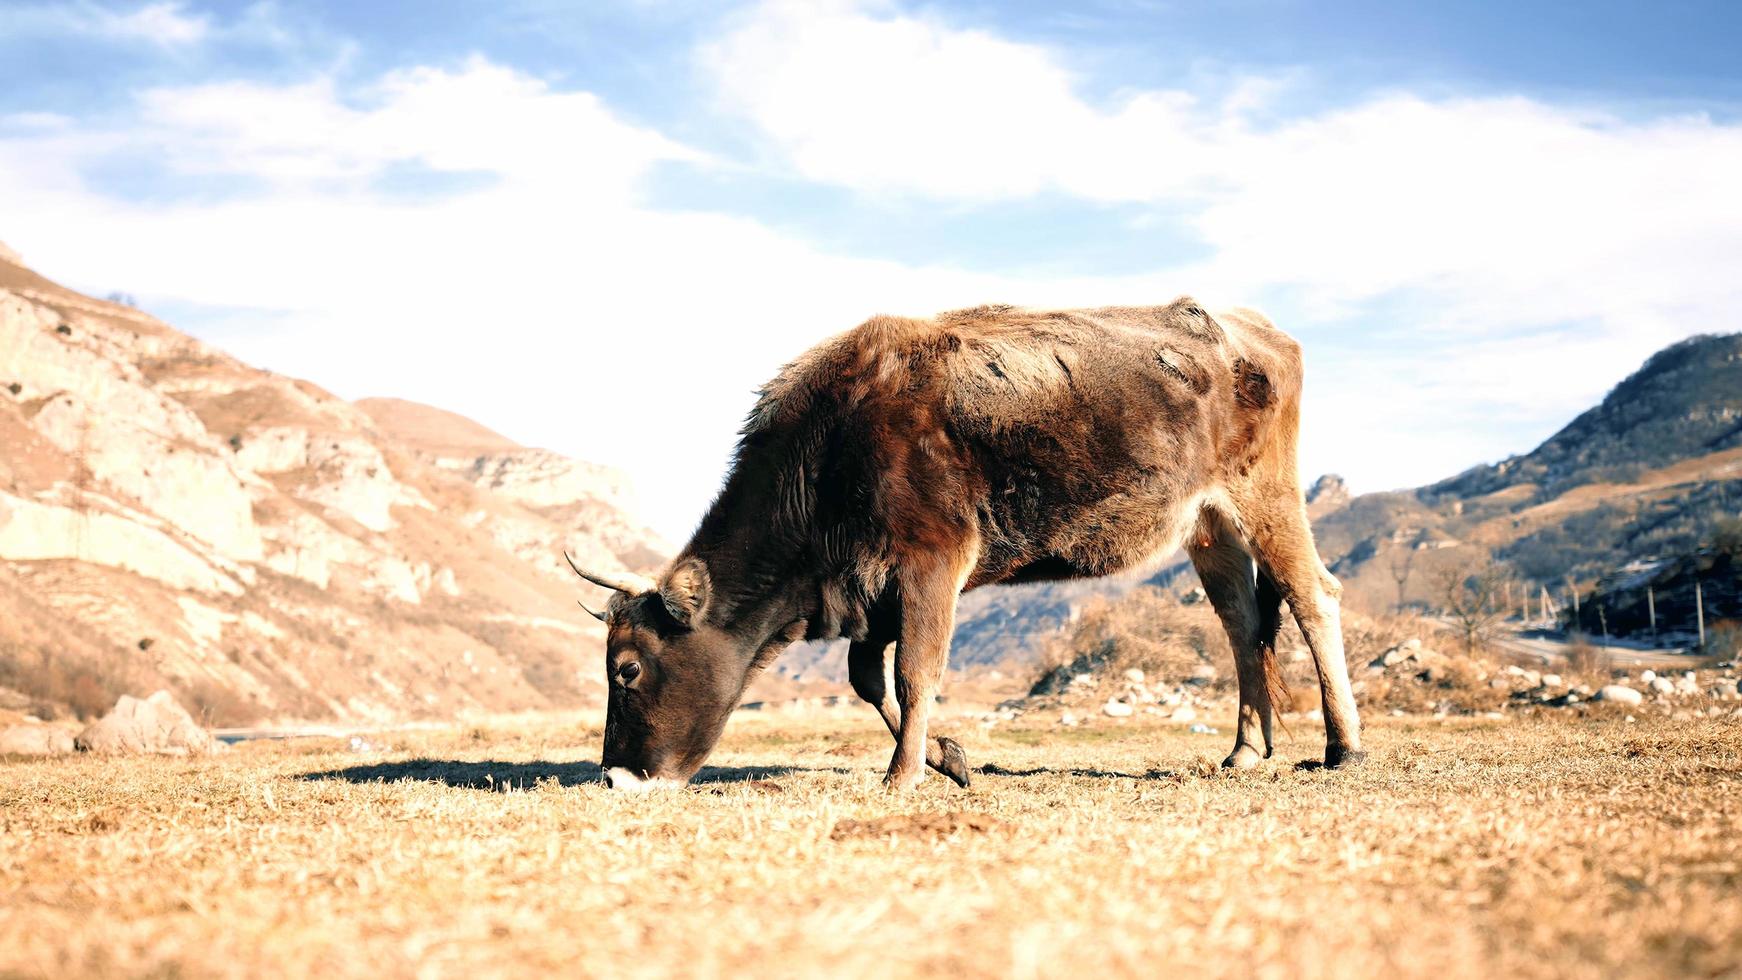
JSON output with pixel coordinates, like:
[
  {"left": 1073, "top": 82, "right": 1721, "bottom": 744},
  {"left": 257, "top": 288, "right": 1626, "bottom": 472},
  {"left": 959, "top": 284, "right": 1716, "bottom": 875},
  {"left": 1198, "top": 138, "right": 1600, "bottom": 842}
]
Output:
[
  {"left": 919, "top": 298, "right": 1281, "bottom": 586},
  {"left": 743, "top": 296, "right": 1301, "bottom": 593}
]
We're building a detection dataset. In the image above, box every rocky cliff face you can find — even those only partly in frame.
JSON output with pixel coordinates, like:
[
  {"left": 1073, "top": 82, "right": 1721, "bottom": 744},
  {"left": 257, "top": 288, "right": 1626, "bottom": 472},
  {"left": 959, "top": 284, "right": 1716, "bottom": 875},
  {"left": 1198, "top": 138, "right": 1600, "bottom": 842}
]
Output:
[
  {"left": 0, "top": 247, "right": 665, "bottom": 724},
  {"left": 1310, "top": 333, "right": 1742, "bottom": 613},
  {"left": 355, "top": 398, "right": 671, "bottom": 578}
]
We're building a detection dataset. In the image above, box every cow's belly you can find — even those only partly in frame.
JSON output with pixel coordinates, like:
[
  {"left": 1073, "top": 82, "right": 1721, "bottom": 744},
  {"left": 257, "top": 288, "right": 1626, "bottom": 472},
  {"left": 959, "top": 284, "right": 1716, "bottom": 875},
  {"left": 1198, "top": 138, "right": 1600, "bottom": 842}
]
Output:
[
  {"left": 950, "top": 339, "right": 1225, "bottom": 591},
  {"left": 966, "top": 478, "right": 1209, "bottom": 589}
]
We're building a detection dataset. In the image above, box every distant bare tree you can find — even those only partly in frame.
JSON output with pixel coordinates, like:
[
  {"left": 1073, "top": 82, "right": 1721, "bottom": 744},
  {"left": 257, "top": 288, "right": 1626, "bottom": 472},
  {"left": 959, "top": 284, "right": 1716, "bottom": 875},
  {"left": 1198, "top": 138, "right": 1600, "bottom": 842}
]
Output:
[
  {"left": 1387, "top": 531, "right": 1423, "bottom": 613},
  {"left": 1433, "top": 557, "right": 1515, "bottom": 653}
]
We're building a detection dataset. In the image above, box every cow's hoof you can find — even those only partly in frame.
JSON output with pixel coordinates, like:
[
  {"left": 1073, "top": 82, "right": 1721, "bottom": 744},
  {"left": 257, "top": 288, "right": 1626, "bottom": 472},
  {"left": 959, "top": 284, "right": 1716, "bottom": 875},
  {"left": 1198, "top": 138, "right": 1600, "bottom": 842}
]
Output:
[
  {"left": 881, "top": 767, "right": 923, "bottom": 793},
  {"left": 1221, "top": 743, "right": 1265, "bottom": 770},
  {"left": 935, "top": 737, "right": 972, "bottom": 789},
  {"left": 1325, "top": 746, "right": 1367, "bottom": 770}
]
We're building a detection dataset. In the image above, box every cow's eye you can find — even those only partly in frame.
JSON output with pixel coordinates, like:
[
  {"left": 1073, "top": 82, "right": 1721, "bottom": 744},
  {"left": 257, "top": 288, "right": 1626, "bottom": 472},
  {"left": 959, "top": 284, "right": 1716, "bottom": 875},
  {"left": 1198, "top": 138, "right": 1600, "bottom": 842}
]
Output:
[{"left": 617, "top": 661, "right": 643, "bottom": 686}]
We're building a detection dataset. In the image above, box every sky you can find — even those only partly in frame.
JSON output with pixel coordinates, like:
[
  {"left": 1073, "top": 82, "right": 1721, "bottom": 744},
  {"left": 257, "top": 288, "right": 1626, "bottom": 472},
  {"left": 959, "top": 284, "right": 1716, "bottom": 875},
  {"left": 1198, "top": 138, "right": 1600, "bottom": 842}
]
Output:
[{"left": 2, "top": 1, "right": 1741, "bottom": 542}]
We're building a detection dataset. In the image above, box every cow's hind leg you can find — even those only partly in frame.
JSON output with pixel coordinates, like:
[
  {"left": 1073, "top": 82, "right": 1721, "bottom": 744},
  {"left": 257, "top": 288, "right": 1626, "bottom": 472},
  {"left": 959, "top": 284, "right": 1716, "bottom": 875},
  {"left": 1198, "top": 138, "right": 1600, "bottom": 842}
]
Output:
[
  {"left": 847, "top": 639, "right": 971, "bottom": 788},
  {"left": 1187, "top": 511, "right": 1285, "bottom": 769},
  {"left": 1237, "top": 493, "right": 1365, "bottom": 768}
]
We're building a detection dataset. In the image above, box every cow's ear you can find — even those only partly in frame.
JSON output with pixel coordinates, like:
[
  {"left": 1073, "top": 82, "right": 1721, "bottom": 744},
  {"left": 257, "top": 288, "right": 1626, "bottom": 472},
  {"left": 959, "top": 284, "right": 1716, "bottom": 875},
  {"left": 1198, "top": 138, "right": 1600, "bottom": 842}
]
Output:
[{"left": 660, "top": 558, "right": 712, "bottom": 627}]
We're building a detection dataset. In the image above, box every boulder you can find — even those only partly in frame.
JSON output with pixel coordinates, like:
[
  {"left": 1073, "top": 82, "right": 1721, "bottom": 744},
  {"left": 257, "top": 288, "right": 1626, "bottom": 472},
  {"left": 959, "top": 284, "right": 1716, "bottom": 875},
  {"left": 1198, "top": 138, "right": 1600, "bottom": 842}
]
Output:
[
  {"left": 1596, "top": 685, "right": 1644, "bottom": 706},
  {"left": 0, "top": 724, "right": 75, "bottom": 755},
  {"left": 1649, "top": 677, "right": 1676, "bottom": 697},
  {"left": 1102, "top": 699, "right": 1134, "bottom": 718},
  {"left": 1373, "top": 644, "right": 1415, "bottom": 669},
  {"left": 75, "top": 691, "right": 219, "bottom": 756}
]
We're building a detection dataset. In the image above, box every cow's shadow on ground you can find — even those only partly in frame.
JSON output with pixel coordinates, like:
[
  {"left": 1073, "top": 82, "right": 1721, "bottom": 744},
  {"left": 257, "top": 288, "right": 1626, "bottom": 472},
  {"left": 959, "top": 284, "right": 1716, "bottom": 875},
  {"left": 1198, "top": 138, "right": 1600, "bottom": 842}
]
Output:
[
  {"left": 299, "top": 759, "right": 842, "bottom": 790},
  {"left": 977, "top": 762, "right": 1182, "bottom": 781}
]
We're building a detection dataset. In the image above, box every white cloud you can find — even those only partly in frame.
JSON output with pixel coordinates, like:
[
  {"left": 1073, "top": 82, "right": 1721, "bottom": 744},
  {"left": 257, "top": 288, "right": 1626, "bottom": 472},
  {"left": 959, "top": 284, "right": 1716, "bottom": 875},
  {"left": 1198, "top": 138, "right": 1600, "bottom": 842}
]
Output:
[
  {"left": 0, "top": 59, "right": 1058, "bottom": 538},
  {"left": 699, "top": 0, "right": 1210, "bottom": 202},
  {"left": 2, "top": 2, "right": 211, "bottom": 46},
  {"left": 107, "top": 2, "right": 209, "bottom": 45},
  {"left": 701, "top": 0, "right": 1742, "bottom": 494},
  {"left": 5, "top": 3, "right": 1739, "bottom": 542}
]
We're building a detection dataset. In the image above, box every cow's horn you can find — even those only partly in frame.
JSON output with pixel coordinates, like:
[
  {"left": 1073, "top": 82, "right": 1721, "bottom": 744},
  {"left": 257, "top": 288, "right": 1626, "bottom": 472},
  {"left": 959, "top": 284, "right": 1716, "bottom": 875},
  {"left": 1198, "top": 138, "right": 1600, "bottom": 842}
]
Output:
[
  {"left": 576, "top": 599, "right": 608, "bottom": 623},
  {"left": 563, "top": 551, "right": 656, "bottom": 596}
]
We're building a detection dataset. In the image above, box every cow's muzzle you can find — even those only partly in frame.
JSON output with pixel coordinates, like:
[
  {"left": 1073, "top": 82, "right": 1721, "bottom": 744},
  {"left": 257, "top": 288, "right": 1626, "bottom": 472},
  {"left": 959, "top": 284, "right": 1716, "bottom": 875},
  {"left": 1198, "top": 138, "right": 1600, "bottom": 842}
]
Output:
[{"left": 602, "top": 767, "right": 683, "bottom": 793}]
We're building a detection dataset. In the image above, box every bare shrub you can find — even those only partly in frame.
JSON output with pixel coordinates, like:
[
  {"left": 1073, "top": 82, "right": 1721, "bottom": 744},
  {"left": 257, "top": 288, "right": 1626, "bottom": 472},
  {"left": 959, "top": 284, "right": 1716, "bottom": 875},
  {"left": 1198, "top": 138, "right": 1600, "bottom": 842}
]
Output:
[
  {"left": 1562, "top": 636, "right": 1613, "bottom": 682},
  {"left": 1700, "top": 620, "right": 1742, "bottom": 661},
  {"left": 1033, "top": 587, "right": 1233, "bottom": 694},
  {"left": 1433, "top": 557, "right": 1516, "bottom": 653},
  {"left": 181, "top": 679, "right": 266, "bottom": 728},
  {"left": 0, "top": 649, "right": 139, "bottom": 720}
]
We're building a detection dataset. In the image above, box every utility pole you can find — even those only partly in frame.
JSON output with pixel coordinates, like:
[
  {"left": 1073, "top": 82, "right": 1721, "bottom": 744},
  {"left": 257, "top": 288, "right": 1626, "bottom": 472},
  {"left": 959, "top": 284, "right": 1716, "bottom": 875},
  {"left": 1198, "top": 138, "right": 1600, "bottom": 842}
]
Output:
[
  {"left": 1696, "top": 579, "right": 1706, "bottom": 648},
  {"left": 1647, "top": 586, "right": 1657, "bottom": 643},
  {"left": 1598, "top": 606, "right": 1609, "bottom": 647},
  {"left": 1567, "top": 576, "right": 1580, "bottom": 627}
]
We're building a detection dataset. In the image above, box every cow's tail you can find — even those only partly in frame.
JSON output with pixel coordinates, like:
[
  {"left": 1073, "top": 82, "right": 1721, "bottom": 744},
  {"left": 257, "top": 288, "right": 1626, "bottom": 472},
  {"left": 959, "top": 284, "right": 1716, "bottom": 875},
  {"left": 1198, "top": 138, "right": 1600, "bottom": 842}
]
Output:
[{"left": 1257, "top": 568, "right": 1293, "bottom": 732}]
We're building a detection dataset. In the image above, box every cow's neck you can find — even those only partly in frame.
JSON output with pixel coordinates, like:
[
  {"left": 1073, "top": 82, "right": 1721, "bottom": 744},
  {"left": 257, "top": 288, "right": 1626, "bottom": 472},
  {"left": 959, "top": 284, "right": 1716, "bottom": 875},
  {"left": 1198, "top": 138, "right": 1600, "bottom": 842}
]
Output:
[
  {"left": 684, "top": 424, "right": 834, "bottom": 662},
  {"left": 676, "top": 515, "right": 816, "bottom": 672}
]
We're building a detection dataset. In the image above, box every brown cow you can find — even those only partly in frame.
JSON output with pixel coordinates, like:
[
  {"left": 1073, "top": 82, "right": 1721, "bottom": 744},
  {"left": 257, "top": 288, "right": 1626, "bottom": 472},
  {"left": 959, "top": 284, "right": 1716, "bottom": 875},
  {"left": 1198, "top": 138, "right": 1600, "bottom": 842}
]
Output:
[{"left": 568, "top": 297, "right": 1363, "bottom": 791}]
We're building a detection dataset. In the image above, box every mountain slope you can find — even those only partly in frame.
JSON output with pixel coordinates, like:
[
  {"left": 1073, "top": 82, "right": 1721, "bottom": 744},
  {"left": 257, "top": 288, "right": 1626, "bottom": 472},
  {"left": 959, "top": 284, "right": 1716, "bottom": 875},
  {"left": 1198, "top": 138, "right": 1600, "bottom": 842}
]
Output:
[
  {"left": 1312, "top": 333, "right": 1742, "bottom": 613},
  {"left": 1429, "top": 333, "right": 1742, "bottom": 501},
  {"left": 0, "top": 244, "right": 664, "bottom": 724}
]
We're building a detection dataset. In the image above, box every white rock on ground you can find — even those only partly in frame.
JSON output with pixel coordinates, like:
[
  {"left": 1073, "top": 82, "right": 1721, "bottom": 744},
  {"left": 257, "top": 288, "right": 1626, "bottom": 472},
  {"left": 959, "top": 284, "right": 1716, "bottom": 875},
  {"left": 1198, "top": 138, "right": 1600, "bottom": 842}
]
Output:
[
  {"left": 1649, "top": 677, "right": 1676, "bottom": 696},
  {"left": 1596, "top": 685, "right": 1644, "bottom": 706},
  {"left": 0, "top": 724, "right": 76, "bottom": 755},
  {"left": 75, "top": 691, "right": 220, "bottom": 756},
  {"left": 1102, "top": 700, "right": 1134, "bottom": 718}
]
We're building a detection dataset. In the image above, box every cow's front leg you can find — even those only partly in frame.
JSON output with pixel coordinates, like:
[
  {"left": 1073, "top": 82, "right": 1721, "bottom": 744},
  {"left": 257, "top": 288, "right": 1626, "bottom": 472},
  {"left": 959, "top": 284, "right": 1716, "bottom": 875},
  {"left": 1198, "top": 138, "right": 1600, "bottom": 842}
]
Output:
[
  {"left": 884, "top": 561, "right": 962, "bottom": 792},
  {"left": 848, "top": 638, "right": 972, "bottom": 788}
]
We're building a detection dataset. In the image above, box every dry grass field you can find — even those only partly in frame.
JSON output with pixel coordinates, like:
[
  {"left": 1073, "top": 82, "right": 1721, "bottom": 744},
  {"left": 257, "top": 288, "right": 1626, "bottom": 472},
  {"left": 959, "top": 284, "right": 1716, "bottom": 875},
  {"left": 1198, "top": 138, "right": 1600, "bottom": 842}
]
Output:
[{"left": 3, "top": 709, "right": 1740, "bottom": 979}]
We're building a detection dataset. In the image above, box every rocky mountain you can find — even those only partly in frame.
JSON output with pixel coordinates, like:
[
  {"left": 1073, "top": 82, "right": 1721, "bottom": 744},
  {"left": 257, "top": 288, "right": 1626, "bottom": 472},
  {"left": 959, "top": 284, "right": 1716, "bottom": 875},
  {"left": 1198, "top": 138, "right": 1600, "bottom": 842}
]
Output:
[
  {"left": 1430, "top": 334, "right": 1742, "bottom": 500},
  {"left": 0, "top": 243, "right": 665, "bottom": 725},
  {"left": 1313, "top": 333, "right": 1742, "bottom": 617},
  {"left": 1305, "top": 473, "right": 1351, "bottom": 517}
]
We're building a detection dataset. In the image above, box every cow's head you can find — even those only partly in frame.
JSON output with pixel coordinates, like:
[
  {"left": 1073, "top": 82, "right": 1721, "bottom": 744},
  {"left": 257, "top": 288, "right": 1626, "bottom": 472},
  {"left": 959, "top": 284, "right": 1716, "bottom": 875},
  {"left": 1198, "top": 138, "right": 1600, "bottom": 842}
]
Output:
[{"left": 566, "top": 554, "right": 743, "bottom": 790}]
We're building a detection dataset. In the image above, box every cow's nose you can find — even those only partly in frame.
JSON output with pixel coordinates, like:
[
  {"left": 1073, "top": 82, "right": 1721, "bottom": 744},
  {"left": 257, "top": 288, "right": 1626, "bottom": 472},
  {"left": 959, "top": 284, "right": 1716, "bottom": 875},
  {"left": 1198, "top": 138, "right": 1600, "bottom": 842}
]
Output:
[{"left": 602, "top": 769, "right": 615, "bottom": 789}]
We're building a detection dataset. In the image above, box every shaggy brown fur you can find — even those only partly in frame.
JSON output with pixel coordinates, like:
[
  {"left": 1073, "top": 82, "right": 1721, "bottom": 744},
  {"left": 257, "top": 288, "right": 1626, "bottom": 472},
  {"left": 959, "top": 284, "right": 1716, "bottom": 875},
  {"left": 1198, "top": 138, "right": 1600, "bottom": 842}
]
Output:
[{"left": 578, "top": 296, "right": 1364, "bottom": 790}]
